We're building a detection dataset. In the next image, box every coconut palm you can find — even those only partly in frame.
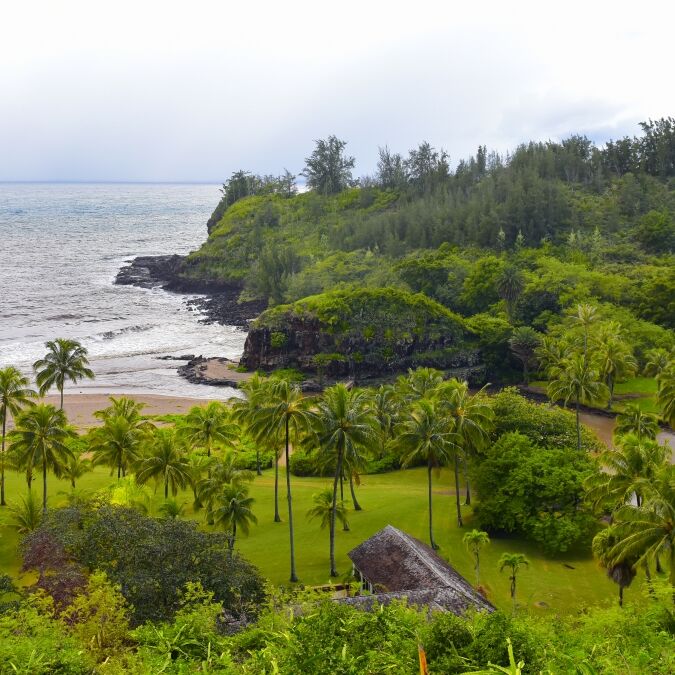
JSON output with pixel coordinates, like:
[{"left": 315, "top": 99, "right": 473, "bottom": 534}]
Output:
[
  {"left": 438, "top": 380, "right": 493, "bottom": 519},
  {"left": 159, "top": 499, "right": 185, "bottom": 520},
  {"left": 369, "top": 384, "right": 399, "bottom": 458},
  {"left": 8, "top": 490, "right": 42, "bottom": 534},
  {"left": 185, "top": 452, "right": 214, "bottom": 508},
  {"left": 9, "top": 403, "right": 75, "bottom": 512},
  {"left": 33, "top": 338, "right": 94, "bottom": 410},
  {"left": 60, "top": 454, "right": 92, "bottom": 489},
  {"left": 246, "top": 378, "right": 312, "bottom": 582},
  {"left": 614, "top": 404, "right": 660, "bottom": 441},
  {"left": 656, "top": 362, "right": 675, "bottom": 428},
  {"left": 608, "top": 464, "right": 675, "bottom": 586},
  {"left": 571, "top": 303, "right": 598, "bottom": 364},
  {"left": 212, "top": 483, "right": 257, "bottom": 554},
  {"left": 397, "top": 399, "right": 456, "bottom": 550},
  {"left": 508, "top": 327, "right": 540, "bottom": 385},
  {"left": 181, "top": 402, "right": 239, "bottom": 459},
  {"left": 313, "top": 384, "right": 376, "bottom": 575},
  {"left": 90, "top": 414, "right": 150, "bottom": 480},
  {"left": 197, "top": 453, "right": 254, "bottom": 522},
  {"left": 93, "top": 395, "right": 149, "bottom": 425},
  {"left": 535, "top": 335, "right": 572, "bottom": 377},
  {"left": 462, "top": 529, "right": 490, "bottom": 586},
  {"left": 496, "top": 265, "right": 525, "bottom": 321},
  {"left": 307, "top": 488, "right": 349, "bottom": 574},
  {"left": 394, "top": 367, "right": 444, "bottom": 404},
  {"left": 594, "top": 327, "right": 637, "bottom": 410},
  {"left": 547, "top": 353, "right": 608, "bottom": 451},
  {"left": 643, "top": 348, "right": 671, "bottom": 377},
  {"left": 499, "top": 552, "right": 529, "bottom": 612},
  {"left": 585, "top": 434, "right": 668, "bottom": 512},
  {"left": 136, "top": 429, "right": 191, "bottom": 500},
  {"left": 0, "top": 366, "right": 36, "bottom": 505},
  {"left": 592, "top": 526, "right": 637, "bottom": 607}
]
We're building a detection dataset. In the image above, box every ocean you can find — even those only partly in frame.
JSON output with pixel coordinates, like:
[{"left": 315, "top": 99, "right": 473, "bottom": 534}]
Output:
[{"left": 0, "top": 183, "right": 245, "bottom": 398}]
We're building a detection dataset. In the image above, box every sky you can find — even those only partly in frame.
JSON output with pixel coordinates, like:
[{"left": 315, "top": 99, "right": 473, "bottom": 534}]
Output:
[{"left": 2, "top": 0, "right": 674, "bottom": 182}]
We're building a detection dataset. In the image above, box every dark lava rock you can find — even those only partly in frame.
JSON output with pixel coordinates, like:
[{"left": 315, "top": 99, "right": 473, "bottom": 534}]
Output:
[
  {"left": 178, "top": 356, "right": 244, "bottom": 389},
  {"left": 115, "top": 255, "right": 185, "bottom": 288},
  {"left": 156, "top": 354, "right": 196, "bottom": 361}
]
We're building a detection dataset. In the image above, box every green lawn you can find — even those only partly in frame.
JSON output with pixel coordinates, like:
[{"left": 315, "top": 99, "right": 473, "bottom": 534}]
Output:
[{"left": 0, "top": 463, "right": 629, "bottom": 615}]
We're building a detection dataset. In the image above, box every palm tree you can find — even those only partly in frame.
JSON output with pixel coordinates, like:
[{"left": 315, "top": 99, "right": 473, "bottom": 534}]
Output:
[
  {"left": 438, "top": 380, "right": 493, "bottom": 519},
  {"left": 592, "top": 526, "right": 637, "bottom": 607},
  {"left": 0, "top": 366, "right": 36, "bottom": 505},
  {"left": 394, "top": 367, "right": 444, "bottom": 404},
  {"left": 212, "top": 483, "right": 257, "bottom": 555},
  {"left": 462, "top": 529, "right": 490, "bottom": 586},
  {"left": 594, "top": 327, "right": 637, "bottom": 410},
  {"left": 609, "top": 464, "right": 675, "bottom": 586},
  {"left": 571, "top": 303, "right": 598, "bottom": 365},
  {"left": 185, "top": 452, "right": 213, "bottom": 508},
  {"left": 33, "top": 338, "right": 94, "bottom": 410},
  {"left": 61, "top": 454, "right": 92, "bottom": 489},
  {"left": 535, "top": 335, "right": 571, "bottom": 377},
  {"left": 313, "top": 385, "right": 376, "bottom": 574},
  {"left": 547, "top": 353, "right": 608, "bottom": 451},
  {"left": 136, "top": 429, "right": 191, "bottom": 500},
  {"left": 508, "top": 327, "right": 540, "bottom": 385},
  {"left": 8, "top": 490, "right": 42, "bottom": 534},
  {"left": 307, "top": 488, "right": 349, "bottom": 574},
  {"left": 9, "top": 403, "right": 75, "bottom": 512},
  {"left": 197, "top": 452, "right": 254, "bottom": 522},
  {"left": 159, "top": 498, "right": 185, "bottom": 520},
  {"left": 93, "top": 395, "right": 149, "bottom": 424},
  {"left": 397, "top": 399, "right": 455, "bottom": 550},
  {"left": 656, "top": 362, "right": 675, "bottom": 428},
  {"left": 369, "top": 384, "right": 399, "bottom": 458},
  {"left": 246, "top": 379, "right": 312, "bottom": 582},
  {"left": 643, "top": 348, "right": 671, "bottom": 377},
  {"left": 496, "top": 265, "right": 525, "bottom": 321},
  {"left": 181, "top": 402, "right": 239, "bottom": 459},
  {"left": 90, "top": 415, "right": 150, "bottom": 480},
  {"left": 499, "top": 552, "right": 529, "bottom": 613},
  {"left": 614, "top": 404, "right": 660, "bottom": 441},
  {"left": 585, "top": 434, "right": 668, "bottom": 512}
]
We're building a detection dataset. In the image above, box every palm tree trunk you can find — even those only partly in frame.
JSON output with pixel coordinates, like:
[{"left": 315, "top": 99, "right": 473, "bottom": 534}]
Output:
[
  {"left": 256, "top": 449, "right": 262, "bottom": 476},
  {"left": 427, "top": 461, "right": 437, "bottom": 550},
  {"left": 575, "top": 397, "right": 581, "bottom": 451},
  {"left": 453, "top": 456, "right": 463, "bottom": 528},
  {"left": 1, "top": 414, "right": 6, "bottom": 506},
  {"left": 619, "top": 585, "right": 624, "bottom": 607},
  {"left": 511, "top": 575, "right": 517, "bottom": 613},
  {"left": 42, "top": 458, "right": 48, "bottom": 513},
  {"left": 340, "top": 471, "right": 344, "bottom": 502},
  {"left": 463, "top": 456, "right": 471, "bottom": 506},
  {"left": 230, "top": 522, "right": 236, "bottom": 557},
  {"left": 117, "top": 458, "right": 121, "bottom": 481},
  {"left": 349, "top": 473, "right": 362, "bottom": 511},
  {"left": 274, "top": 450, "right": 281, "bottom": 522},
  {"left": 330, "top": 450, "right": 343, "bottom": 575},
  {"left": 607, "top": 376, "right": 614, "bottom": 411},
  {"left": 164, "top": 476, "right": 169, "bottom": 500},
  {"left": 59, "top": 386, "right": 64, "bottom": 411},
  {"left": 285, "top": 418, "right": 297, "bottom": 583}
]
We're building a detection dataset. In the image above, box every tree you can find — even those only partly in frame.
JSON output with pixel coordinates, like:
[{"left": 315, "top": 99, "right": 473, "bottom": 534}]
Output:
[
  {"left": 8, "top": 490, "right": 42, "bottom": 534},
  {"left": 196, "top": 453, "right": 254, "bottom": 523},
  {"left": 181, "top": 402, "right": 238, "bottom": 460},
  {"left": 60, "top": 454, "right": 92, "bottom": 489},
  {"left": 369, "top": 384, "right": 399, "bottom": 458},
  {"left": 462, "top": 529, "right": 490, "bottom": 587},
  {"left": 592, "top": 526, "right": 637, "bottom": 607},
  {"left": 212, "top": 483, "right": 257, "bottom": 555},
  {"left": 307, "top": 488, "right": 349, "bottom": 575},
  {"left": 93, "top": 395, "right": 148, "bottom": 424},
  {"left": 136, "top": 429, "right": 191, "bottom": 500},
  {"left": 643, "top": 348, "right": 671, "bottom": 377},
  {"left": 313, "top": 384, "right": 376, "bottom": 575},
  {"left": 0, "top": 366, "right": 35, "bottom": 505},
  {"left": 90, "top": 415, "right": 150, "bottom": 480},
  {"left": 33, "top": 338, "right": 94, "bottom": 410},
  {"left": 609, "top": 464, "right": 675, "bottom": 586},
  {"left": 438, "top": 380, "right": 493, "bottom": 520},
  {"left": 614, "top": 404, "right": 659, "bottom": 441},
  {"left": 301, "top": 135, "right": 356, "bottom": 195},
  {"left": 498, "top": 553, "right": 529, "bottom": 613},
  {"left": 496, "top": 266, "right": 525, "bottom": 321},
  {"left": 9, "top": 404, "right": 74, "bottom": 512},
  {"left": 396, "top": 399, "right": 455, "bottom": 549},
  {"left": 547, "top": 353, "right": 608, "bottom": 451},
  {"left": 508, "top": 327, "right": 540, "bottom": 385},
  {"left": 656, "top": 362, "right": 675, "bottom": 427},
  {"left": 246, "top": 379, "right": 312, "bottom": 582},
  {"left": 570, "top": 304, "right": 598, "bottom": 365},
  {"left": 376, "top": 146, "right": 408, "bottom": 189},
  {"left": 394, "top": 367, "right": 444, "bottom": 404},
  {"left": 594, "top": 326, "right": 637, "bottom": 409}
]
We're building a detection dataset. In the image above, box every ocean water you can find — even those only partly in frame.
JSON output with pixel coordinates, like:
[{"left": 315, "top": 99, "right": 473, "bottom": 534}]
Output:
[{"left": 0, "top": 183, "right": 244, "bottom": 398}]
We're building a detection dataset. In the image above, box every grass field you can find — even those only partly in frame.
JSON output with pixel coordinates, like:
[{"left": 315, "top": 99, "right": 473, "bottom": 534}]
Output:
[{"left": 0, "top": 463, "right": 627, "bottom": 615}]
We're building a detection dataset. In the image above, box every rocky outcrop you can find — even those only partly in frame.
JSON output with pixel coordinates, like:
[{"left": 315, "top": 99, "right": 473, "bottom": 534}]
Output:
[
  {"left": 178, "top": 356, "right": 251, "bottom": 388},
  {"left": 115, "top": 255, "right": 185, "bottom": 289}
]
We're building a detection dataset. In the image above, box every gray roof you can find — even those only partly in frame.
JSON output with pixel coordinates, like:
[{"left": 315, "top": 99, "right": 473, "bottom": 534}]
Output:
[{"left": 346, "top": 525, "right": 494, "bottom": 614}]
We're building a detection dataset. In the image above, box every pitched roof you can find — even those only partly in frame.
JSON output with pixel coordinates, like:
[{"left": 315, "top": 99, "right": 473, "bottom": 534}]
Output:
[{"left": 347, "top": 525, "right": 494, "bottom": 614}]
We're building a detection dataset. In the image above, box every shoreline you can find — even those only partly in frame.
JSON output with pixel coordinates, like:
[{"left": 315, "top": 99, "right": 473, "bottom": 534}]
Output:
[{"left": 43, "top": 393, "right": 217, "bottom": 430}]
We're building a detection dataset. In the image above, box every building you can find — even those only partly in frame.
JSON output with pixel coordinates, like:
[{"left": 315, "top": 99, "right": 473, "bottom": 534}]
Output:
[{"left": 342, "top": 525, "right": 494, "bottom": 615}]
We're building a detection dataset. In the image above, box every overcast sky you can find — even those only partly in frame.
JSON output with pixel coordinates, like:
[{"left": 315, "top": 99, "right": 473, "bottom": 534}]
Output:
[{"left": 2, "top": 0, "right": 674, "bottom": 182}]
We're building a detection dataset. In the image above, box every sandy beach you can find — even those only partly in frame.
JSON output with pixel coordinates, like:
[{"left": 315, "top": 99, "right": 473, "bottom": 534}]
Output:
[{"left": 43, "top": 393, "right": 215, "bottom": 430}]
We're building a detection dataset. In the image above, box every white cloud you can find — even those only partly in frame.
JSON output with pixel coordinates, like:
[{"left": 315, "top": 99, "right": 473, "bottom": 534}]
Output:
[{"left": 1, "top": 0, "right": 673, "bottom": 180}]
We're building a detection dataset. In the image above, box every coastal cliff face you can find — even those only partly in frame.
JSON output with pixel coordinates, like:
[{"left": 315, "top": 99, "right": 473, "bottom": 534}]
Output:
[{"left": 241, "top": 288, "right": 485, "bottom": 382}]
